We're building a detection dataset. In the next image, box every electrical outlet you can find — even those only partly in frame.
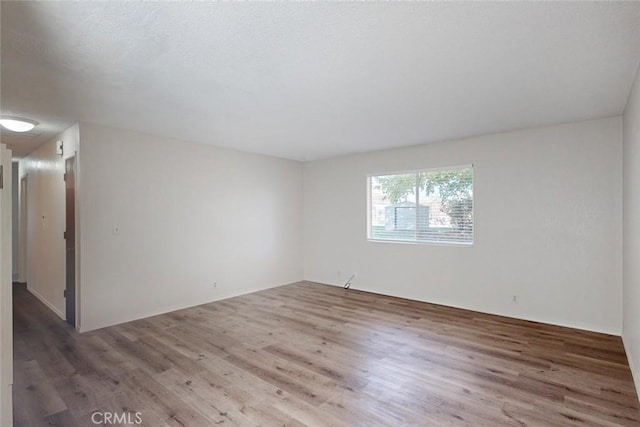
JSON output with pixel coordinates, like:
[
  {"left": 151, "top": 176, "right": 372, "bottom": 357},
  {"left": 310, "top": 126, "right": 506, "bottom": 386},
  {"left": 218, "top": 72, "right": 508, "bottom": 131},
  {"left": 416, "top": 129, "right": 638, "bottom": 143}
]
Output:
[
  {"left": 512, "top": 295, "right": 519, "bottom": 304},
  {"left": 337, "top": 270, "right": 341, "bottom": 277},
  {"left": 213, "top": 281, "right": 217, "bottom": 288}
]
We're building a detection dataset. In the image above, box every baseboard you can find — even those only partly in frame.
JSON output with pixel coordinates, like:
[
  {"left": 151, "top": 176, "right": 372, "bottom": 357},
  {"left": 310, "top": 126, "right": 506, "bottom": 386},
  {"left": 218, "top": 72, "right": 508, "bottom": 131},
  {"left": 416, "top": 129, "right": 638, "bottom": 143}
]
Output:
[
  {"left": 78, "top": 279, "right": 302, "bottom": 333},
  {"left": 622, "top": 335, "right": 640, "bottom": 402},
  {"left": 303, "top": 279, "right": 621, "bottom": 336},
  {"left": 26, "top": 286, "right": 65, "bottom": 321}
]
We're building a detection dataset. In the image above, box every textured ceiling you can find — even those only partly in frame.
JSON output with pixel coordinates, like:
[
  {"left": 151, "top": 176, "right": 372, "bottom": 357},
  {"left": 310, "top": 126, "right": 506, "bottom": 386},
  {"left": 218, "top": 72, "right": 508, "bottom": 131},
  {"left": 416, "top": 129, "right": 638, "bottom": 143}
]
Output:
[{"left": 2, "top": 2, "right": 640, "bottom": 159}]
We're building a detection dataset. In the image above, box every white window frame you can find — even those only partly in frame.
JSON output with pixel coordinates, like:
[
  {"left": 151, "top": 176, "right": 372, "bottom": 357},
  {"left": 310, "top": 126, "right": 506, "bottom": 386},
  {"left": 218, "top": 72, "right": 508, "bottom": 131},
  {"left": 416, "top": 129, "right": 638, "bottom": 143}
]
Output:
[{"left": 367, "top": 164, "right": 474, "bottom": 246}]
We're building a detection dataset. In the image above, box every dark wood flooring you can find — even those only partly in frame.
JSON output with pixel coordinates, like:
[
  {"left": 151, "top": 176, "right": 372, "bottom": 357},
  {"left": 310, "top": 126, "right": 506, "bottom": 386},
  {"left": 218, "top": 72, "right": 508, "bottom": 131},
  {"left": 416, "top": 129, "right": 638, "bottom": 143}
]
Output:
[{"left": 12, "top": 281, "right": 640, "bottom": 426}]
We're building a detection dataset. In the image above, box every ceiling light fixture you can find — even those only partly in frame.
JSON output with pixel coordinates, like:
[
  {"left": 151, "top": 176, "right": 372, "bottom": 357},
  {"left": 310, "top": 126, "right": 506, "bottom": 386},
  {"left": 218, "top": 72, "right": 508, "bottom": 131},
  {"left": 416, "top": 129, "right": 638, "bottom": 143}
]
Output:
[{"left": 0, "top": 116, "right": 38, "bottom": 132}]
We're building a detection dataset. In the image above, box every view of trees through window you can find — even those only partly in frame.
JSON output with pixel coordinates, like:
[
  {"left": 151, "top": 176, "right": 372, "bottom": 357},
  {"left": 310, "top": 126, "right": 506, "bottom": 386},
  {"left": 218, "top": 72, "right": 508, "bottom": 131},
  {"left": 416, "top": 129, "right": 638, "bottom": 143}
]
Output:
[{"left": 369, "top": 166, "right": 473, "bottom": 244}]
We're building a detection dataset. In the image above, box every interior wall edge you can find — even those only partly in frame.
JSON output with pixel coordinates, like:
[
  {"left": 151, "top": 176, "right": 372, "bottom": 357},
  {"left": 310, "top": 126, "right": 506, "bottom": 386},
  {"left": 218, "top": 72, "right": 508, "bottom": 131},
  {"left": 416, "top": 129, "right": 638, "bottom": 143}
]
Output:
[
  {"left": 623, "top": 334, "right": 640, "bottom": 400},
  {"left": 25, "top": 284, "right": 65, "bottom": 321}
]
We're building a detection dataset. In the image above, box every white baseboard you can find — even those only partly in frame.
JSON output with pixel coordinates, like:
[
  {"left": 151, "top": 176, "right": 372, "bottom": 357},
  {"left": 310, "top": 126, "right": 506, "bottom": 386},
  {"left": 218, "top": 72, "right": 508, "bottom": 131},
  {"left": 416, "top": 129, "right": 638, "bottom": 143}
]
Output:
[
  {"left": 303, "top": 279, "right": 621, "bottom": 336},
  {"left": 622, "top": 334, "right": 640, "bottom": 402},
  {"left": 26, "top": 286, "right": 65, "bottom": 321},
  {"left": 78, "top": 279, "right": 302, "bottom": 333}
]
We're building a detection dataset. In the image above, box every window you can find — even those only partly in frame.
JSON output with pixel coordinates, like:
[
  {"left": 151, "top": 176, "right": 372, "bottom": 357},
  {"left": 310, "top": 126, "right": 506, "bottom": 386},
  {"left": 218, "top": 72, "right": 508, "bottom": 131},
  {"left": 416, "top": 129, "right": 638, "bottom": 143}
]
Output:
[{"left": 368, "top": 166, "right": 473, "bottom": 245}]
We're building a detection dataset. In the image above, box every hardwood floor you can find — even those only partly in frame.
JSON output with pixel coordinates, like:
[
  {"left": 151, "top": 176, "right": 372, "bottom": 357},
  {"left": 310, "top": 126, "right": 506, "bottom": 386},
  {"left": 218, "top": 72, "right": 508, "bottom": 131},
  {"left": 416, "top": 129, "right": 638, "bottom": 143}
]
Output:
[{"left": 12, "top": 281, "right": 640, "bottom": 426}]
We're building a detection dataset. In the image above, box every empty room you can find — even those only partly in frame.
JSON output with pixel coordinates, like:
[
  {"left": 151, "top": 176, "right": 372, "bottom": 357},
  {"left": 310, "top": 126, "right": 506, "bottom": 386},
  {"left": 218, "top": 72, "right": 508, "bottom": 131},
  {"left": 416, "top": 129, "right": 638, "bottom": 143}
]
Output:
[{"left": 1, "top": 1, "right": 640, "bottom": 426}]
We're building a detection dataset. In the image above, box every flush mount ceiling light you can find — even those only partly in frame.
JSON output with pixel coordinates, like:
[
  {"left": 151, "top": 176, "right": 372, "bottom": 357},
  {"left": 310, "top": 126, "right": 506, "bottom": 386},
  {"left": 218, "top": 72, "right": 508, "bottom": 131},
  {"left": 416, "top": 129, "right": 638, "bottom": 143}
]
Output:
[{"left": 0, "top": 116, "right": 38, "bottom": 132}]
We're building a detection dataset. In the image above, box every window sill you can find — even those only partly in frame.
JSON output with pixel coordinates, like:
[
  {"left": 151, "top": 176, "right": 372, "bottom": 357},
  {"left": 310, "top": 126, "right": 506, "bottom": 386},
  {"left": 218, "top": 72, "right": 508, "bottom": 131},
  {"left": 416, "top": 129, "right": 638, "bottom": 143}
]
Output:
[{"left": 367, "top": 238, "right": 474, "bottom": 247}]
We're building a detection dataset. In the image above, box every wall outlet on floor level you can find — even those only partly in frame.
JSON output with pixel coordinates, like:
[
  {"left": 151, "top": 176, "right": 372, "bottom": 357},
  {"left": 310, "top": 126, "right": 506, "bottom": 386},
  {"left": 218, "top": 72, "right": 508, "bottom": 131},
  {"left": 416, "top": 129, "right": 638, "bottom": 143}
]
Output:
[
  {"left": 512, "top": 295, "right": 519, "bottom": 304},
  {"left": 213, "top": 281, "right": 217, "bottom": 288}
]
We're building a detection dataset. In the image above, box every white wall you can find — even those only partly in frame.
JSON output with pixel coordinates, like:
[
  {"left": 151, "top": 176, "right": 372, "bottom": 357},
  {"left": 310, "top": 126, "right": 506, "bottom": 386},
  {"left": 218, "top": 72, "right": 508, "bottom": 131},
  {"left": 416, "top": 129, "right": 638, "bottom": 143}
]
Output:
[
  {"left": 78, "top": 123, "right": 303, "bottom": 332},
  {"left": 623, "top": 65, "right": 640, "bottom": 398},
  {"left": 304, "top": 117, "right": 623, "bottom": 335},
  {"left": 18, "top": 124, "right": 80, "bottom": 320},
  {"left": 0, "top": 143, "right": 14, "bottom": 427}
]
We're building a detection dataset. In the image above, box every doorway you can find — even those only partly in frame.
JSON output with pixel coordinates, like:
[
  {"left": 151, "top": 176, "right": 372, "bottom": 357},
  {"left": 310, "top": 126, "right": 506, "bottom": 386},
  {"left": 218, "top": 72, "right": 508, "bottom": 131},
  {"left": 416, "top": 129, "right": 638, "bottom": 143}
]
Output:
[
  {"left": 18, "top": 176, "right": 26, "bottom": 283},
  {"left": 64, "top": 157, "right": 76, "bottom": 327}
]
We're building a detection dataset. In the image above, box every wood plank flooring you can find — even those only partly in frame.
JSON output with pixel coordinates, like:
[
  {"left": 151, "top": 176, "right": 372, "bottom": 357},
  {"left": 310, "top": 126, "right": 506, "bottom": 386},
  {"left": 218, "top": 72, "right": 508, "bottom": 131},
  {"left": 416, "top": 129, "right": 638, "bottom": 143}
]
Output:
[{"left": 12, "top": 281, "right": 640, "bottom": 426}]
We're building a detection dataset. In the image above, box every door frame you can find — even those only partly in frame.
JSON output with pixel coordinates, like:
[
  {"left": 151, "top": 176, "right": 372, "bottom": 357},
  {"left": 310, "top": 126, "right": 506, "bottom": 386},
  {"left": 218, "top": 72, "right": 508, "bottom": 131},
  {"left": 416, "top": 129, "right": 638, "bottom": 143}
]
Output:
[
  {"left": 64, "top": 156, "right": 76, "bottom": 327},
  {"left": 19, "top": 175, "right": 27, "bottom": 284}
]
